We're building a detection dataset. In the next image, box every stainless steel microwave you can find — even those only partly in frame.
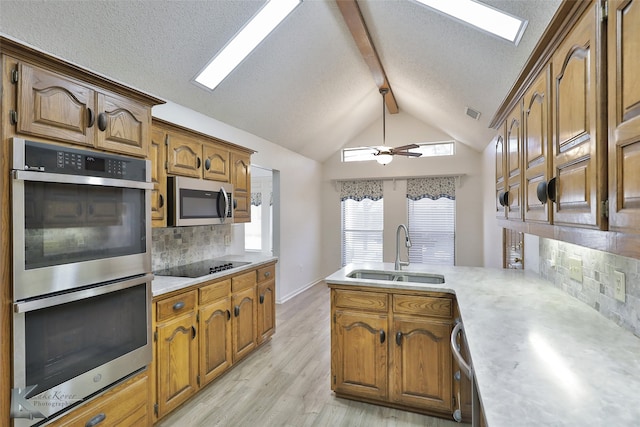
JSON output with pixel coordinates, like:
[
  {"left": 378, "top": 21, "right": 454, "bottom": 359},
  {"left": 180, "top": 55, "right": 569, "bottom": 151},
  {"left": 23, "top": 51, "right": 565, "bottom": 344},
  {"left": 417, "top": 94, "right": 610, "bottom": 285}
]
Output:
[{"left": 167, "top": 176, "right": 234, "bottom": 226}]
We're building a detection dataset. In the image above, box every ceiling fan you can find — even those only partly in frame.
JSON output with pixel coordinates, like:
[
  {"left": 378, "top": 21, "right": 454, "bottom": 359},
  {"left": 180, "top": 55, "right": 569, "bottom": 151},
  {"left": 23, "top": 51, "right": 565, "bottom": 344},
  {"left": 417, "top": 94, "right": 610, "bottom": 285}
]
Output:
[{"left": 373, "top": 88, "right": 422, "bottom": 165}]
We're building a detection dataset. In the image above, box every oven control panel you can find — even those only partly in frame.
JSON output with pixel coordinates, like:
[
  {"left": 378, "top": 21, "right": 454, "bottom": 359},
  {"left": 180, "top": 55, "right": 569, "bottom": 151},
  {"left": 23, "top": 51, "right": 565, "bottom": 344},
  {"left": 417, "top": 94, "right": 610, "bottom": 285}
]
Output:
[{"left": 16, "top": 139, "right": 147, "bottom": 182}]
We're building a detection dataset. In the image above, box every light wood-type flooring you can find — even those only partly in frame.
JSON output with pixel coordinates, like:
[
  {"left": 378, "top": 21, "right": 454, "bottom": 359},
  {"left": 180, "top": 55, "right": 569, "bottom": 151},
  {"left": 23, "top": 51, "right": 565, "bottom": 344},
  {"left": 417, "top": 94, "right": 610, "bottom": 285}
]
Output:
[{"left": 156, "top": 282, "right": 468, "bottom": 427}]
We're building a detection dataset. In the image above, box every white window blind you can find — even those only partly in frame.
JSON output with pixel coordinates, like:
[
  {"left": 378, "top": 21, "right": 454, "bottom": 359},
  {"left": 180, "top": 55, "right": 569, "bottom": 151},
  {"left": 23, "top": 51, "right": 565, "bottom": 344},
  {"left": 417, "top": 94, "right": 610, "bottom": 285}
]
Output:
[
  {"left": 341, "top": 198, "right": 384, "bottom": 266},
  {"left": 408, "top": 197, "right": 455, "bottom": 265}
]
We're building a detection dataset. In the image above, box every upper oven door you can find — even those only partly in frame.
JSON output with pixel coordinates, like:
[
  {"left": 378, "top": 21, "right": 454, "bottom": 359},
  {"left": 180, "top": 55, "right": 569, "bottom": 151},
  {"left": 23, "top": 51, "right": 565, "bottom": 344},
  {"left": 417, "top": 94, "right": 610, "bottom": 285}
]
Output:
[{"left": 12, "top": 141, "right": 153, "bottom": 301}]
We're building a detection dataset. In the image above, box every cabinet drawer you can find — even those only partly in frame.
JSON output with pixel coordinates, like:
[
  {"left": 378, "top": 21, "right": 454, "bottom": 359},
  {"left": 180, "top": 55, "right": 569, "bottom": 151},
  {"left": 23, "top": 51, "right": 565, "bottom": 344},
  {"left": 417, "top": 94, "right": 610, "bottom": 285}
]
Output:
[
  {"left": 48, "top": 372, "right": 149, "bottom": 427},
  {"left": 157, "top": 290, "right": 197, "bottom": 322},
  {"left": 257, "top": 264, "right": 275, "bottom": 284},
  {"left": 199, "top": 279, "right": 231, "bottom": 304},
  {"left": 334, "top": 289, "right": 387, "bottom": 312},
  {"left": 232, "top": 271, "right": 256, "bottom": 292},
  {"left": 393, "top": 294, "right": 452, "bottom": 318}
]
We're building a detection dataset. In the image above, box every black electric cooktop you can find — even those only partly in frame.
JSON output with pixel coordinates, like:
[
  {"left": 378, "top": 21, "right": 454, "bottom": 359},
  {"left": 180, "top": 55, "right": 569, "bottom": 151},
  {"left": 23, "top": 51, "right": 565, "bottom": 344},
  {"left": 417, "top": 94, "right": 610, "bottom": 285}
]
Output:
[{"left": 154, "top": 259, "right": 249, "bottom": 278}]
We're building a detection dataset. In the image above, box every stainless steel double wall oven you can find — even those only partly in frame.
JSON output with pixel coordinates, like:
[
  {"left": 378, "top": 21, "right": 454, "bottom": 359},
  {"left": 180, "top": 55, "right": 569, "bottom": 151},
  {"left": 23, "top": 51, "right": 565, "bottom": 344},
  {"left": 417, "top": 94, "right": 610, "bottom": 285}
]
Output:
[{"left": 10, "top": 138, "right": 153, "bottom": 426}]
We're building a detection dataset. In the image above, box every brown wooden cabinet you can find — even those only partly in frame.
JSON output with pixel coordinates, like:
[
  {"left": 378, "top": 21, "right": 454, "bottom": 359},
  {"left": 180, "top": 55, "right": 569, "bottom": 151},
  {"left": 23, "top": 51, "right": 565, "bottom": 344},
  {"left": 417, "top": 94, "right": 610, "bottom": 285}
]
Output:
[
  {"left": 150, "top": 127, "right": 168, "bottom": 227},
  {"left": 46, "top": 372, "right": 150, "bottom": 427},
  {"left": 257, "top": 264, "right": 276, "bottom": 344},
  {"left": 231, "top": 271, "right": 258, "bottom": 362},
  {"left": 155, "top": 290, "right": 198, "bottom": 418},
  {"left": 198, "top": 279, "right": 232, "bottom": 386},
  {"left": 231, "top": 150, "right": 251, "bottom": 223},
  {"left": 14, "top": 61, "right": 151, "bottom": 158},
  {"left": 608, "top": 0, "right": 640, "bottom": 233},
  {"left": 550, "top": 2, "right": 604, "bottom": 229},
  {"left": 506, "top": 102, "right": 523, "bottom": 221},
  {"left": 330, "top": 286, "right": 454, "bottom": 418},
  {"left": 495, "top": 129, "right": 507, "bottom": 218},
  {"left": 523, "top": 65, "right": 552, "bottom": 224}
]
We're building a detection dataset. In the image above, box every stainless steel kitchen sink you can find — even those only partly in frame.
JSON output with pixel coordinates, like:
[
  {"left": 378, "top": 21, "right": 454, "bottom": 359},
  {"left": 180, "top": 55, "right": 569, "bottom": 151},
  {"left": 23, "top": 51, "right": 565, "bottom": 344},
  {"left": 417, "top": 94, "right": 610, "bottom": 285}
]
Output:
[{"left": 347, "top": 270, "right": 445, "bottom": 284}]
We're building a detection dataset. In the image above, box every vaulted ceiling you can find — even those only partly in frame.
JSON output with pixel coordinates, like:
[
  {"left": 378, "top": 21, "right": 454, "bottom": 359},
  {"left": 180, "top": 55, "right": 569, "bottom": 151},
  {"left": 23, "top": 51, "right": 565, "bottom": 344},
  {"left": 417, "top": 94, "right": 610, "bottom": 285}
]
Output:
[{"left": 0, "top": 0, "right": 562, "bottom": 162}]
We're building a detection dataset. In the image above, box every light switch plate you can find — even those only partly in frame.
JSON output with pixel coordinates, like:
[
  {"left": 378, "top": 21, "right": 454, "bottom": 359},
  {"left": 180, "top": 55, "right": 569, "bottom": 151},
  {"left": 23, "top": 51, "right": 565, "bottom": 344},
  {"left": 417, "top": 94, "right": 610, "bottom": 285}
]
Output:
[
  {"left": 614, "top": 271, "right": 626, "bottom": 302},
  {"left": 568, "top": 257, "right": 583, "bottom": 282}
]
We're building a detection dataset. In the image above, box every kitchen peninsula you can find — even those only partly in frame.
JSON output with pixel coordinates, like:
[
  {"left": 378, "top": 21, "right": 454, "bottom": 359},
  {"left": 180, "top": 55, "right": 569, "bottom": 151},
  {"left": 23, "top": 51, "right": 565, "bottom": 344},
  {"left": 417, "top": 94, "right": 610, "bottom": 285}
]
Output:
[{"left": 325, "top": 263, "right": 640, "bottom": 426}]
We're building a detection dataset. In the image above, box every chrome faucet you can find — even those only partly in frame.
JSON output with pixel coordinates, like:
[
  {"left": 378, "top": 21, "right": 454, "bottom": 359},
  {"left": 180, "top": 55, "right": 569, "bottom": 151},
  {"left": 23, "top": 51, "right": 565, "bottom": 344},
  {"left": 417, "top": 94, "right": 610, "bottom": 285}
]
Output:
[{"left": 395, "top": 224, "right": 412, "bottom": 270}]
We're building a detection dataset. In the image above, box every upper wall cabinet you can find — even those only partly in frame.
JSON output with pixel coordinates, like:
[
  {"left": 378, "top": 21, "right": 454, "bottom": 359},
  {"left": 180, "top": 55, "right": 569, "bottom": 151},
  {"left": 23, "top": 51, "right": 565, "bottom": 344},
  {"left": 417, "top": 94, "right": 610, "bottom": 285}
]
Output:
[
  {"left": 550, "top": 2, "right": 604, "bottom": 229},
  {"left": 608, "top": 0, "right": 640, "bottom": 233},
  {"left": 506, "top": 102, "right": 523, "bottom": 221},
  {"left": 495, "top": 130, "right": 507, "bottom": 219},
  {"left": 13, "top": 61, "right": 154, "bottom": 158},
  {"left": 523, "top": 65, "right": 552, "bottom": 224},
  {"left": 231, "top": 150, "right": 251, "bottom": 223}
]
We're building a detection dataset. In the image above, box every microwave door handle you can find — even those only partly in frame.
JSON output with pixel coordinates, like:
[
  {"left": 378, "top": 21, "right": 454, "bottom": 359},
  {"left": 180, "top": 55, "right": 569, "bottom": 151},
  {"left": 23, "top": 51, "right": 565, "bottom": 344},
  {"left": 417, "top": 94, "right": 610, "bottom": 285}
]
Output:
[{"left": 218, "top": 187, "right": 229, "bottom": 224}]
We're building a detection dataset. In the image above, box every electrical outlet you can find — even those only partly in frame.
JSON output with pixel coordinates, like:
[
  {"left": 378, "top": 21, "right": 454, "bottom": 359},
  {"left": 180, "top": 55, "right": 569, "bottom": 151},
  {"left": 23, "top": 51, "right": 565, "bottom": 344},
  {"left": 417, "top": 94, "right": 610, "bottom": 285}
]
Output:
[
  {"left": 224, "top": 234, "right": 231, "bottom": 246},
  {"left": 568, "top": 257, "right": 583, "bottom": 282},
  {"left": 614, "top": 271, "right": 626, "bottom": 302}
]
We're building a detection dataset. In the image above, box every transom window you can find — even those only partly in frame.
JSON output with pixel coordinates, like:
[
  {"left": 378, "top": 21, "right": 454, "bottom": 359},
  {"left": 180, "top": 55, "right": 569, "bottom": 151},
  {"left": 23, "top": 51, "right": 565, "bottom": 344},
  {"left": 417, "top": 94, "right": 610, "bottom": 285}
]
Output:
[{"left": 342, "top": 141, "right": 455, "bottom": 163}]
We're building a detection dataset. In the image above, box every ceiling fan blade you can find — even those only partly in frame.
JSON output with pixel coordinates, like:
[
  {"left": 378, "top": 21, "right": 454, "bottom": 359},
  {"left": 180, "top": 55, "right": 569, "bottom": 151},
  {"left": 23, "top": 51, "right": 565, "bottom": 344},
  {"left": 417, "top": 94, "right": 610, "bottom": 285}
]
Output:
[
  {"left": 392, "top": 144, "right": 419, "bottom": 151},
  {"left": 393, "top": 151, "right": 422, "bottom": 157}
]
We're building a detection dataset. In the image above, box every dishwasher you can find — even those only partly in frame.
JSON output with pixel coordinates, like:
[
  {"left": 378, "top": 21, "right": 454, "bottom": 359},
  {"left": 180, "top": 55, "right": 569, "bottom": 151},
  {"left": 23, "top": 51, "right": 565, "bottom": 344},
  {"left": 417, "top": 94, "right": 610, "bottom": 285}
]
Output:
[{"left": 451, "top": 320, "right": 481, "bottom": 427}]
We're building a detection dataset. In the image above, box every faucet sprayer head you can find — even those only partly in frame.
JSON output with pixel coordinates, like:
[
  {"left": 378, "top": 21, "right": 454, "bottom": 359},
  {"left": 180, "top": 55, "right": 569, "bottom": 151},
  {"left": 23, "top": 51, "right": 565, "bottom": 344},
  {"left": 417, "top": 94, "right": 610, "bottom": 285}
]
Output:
[{"left": 406, "top": 236, "right": 412, "bottom": 248}]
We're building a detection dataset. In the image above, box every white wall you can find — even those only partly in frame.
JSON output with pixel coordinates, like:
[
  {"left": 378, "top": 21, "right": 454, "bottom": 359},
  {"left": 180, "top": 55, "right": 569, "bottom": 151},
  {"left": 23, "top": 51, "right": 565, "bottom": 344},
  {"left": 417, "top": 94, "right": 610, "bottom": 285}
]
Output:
[
  {"left": 321, "top": 111, "right": 484, "bottom": 275},
  {"left": 481, "top": 139, "right": 503, "bottom": 268},
  {"left": 154, "top": 102, "right": 324, "bottom": 303}
]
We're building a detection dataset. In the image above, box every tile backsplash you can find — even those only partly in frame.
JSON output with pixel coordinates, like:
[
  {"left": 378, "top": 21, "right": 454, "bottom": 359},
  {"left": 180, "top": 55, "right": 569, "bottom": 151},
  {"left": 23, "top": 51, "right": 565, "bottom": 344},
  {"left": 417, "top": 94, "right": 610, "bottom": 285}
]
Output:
[
  {"left": 152, "top": 225, "right": 232, "bottom": 272},
  {"left": 539, "top": 238, "right": 640, "bottom": 338}
]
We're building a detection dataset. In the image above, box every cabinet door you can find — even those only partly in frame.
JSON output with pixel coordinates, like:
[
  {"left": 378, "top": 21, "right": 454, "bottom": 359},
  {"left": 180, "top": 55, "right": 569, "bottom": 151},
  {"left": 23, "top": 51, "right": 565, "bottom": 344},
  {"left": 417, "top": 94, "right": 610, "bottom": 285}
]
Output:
[
  {"left": 166, "top": 133, "right": 203, "bottom": 178},
  {"left": 390, "top": 316, "right": 453, "bottom": 413},
  {"left": 551, "top": 3, "right": 603, "bottom": 228},
  {"left": 231, "top": 286, "right": 257, "bottom": 362},
  {"left": 257, "top": 278, "right": 276, "bottom": 344},
  {"left": 231, "top": 151, "right": 251, "bottom": 223},
  {"left": 202, "top": 143, "right": 230, "bottom": 182},
  {"left": 523, "top": 66, "right": 552, "bottom": 223},
  {"left": 495, "top": 130, "right": 507, "bottom": 218},
  {"left": 608, "top": 0, "right": 640, "bottom": 232},
  {"left": 95, "top": 92, "right": 150, "bottom": 157},
  {"left": 506, "top": 102, "right": 523, "bottom": 221},
  {"left": 199, "top": 297, "right": 232, "bottom": 386},
  {"left": 332, "top": 310, "right": 388, "bottom": 401},
  {"left": 150, "top": 127, "right": 167, "bottom": 227},
  {"left": 17, "top": 62, "right": 95, "bottom": 146},
  {"left": 156, "top": 312, "right": 198, "bottom": 418}
]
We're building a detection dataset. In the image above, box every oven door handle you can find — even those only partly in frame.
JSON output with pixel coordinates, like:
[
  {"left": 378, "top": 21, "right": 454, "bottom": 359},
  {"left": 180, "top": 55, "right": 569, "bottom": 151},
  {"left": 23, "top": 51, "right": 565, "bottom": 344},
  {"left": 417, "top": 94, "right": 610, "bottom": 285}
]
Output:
[
  {"left": 14, "top": 274, "right": 153, "bottom": 313},
  {"left": 13, "top": 169, "right": 153, "bottom": 190}
]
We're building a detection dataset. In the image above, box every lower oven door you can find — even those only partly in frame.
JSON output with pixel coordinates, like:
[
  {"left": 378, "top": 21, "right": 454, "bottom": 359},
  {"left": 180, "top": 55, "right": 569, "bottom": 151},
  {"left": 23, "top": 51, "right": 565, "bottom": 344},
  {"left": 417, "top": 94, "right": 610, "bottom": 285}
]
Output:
[{"left": 11, "top": 275, "right": 152, "bottom": 426}]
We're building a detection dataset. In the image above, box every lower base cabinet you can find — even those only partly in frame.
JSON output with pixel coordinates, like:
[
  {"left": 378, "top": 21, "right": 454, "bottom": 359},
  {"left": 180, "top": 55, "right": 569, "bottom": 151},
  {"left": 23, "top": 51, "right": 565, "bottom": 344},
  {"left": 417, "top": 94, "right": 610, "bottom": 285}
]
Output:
[
  {"left": 152, "top": 262, "right": 277, "bottom": 422},
  {"left": 330, "top": 286, "right": 455, "bottom": 418},
  {"left": 46, "top": 371, "right": 150, "bottom": 427}
]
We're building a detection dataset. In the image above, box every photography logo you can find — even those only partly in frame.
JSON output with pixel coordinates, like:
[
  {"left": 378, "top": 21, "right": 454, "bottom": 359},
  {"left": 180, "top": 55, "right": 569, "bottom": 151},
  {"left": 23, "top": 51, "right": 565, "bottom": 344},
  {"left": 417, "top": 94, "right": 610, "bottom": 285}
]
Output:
[{"left": 11, "top": 385, "right": 81, "bottom": 420}]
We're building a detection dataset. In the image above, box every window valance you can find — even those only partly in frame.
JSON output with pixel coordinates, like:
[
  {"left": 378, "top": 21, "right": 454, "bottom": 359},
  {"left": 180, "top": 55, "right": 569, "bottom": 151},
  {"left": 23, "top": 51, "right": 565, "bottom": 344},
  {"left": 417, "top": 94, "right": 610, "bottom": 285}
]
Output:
[
  {"left": 407, "top": 177, "right": 456, "bottom": 201},
  {"left": 340, "top": 180, "right": 383, "bottom": 201}
]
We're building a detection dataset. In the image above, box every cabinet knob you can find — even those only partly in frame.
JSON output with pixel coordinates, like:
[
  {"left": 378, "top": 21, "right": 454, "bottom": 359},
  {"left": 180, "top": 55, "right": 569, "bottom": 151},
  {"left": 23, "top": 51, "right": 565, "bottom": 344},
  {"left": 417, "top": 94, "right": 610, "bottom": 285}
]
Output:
[
  {"left": 196, "top": 157, "right": 201, "bottom": 169},
  {"left": 97, "top": 112, "right": 107, "bottom": 132},
  {"left": 379, "top": 329, "right": 386, "bottom": 344},
  {"left": 159, "top": 194, "right": 164, "bottom": 208},
  {"left": 498, "top": 191, "right": 509, "bottom": 207},
  {"left": 536, "top": 181, "right": 548, "bottom": 204},
  {"left": 172, "top": 301, "right": 185, "bottom": 311},
  {"left": 234, "top": 306, "right": 240, "bottom": 317},
  {"left": 226, "top": 309, "right": 231, "bottom": 320},
  {"left": 264, "top": 271, "right": 271, "bottom": 278},
  {"left": 87, "top": 108, "right": 95, "bottom": 128},
  {"left": 395, "top": 331, "right": 403, "bottom": 346},
  {"left": 205, "top": 158, "right": 211, "bottom": 171},
  {"left": 547, "top": 177, "right": 557, "bottom": 203},
  {"left": 259, "top": 294, "right": 265, "bottom": 304},
  {"left": 191, "top": 326, "right": 196, "bottom": 339},
  {"left": 85, "top": 413, "right": 106, "bottom": 427}
]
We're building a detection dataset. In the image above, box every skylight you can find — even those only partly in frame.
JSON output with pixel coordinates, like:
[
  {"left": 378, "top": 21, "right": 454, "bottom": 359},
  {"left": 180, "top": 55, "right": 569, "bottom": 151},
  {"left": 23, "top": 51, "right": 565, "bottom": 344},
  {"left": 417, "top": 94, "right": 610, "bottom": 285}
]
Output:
[
  {"left": 414, "top": 0, "right": 528, "bottom": 45},
  {"left": 194, "top": 0, "right": 301, "bottom": 91}
]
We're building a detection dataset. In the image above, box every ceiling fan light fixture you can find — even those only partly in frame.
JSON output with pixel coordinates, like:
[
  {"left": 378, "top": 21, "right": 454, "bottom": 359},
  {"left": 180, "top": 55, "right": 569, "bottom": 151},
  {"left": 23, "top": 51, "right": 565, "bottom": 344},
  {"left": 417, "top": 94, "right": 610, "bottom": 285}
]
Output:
[{"left": 375, "top": 152, "right": 393, "bottom": 165}]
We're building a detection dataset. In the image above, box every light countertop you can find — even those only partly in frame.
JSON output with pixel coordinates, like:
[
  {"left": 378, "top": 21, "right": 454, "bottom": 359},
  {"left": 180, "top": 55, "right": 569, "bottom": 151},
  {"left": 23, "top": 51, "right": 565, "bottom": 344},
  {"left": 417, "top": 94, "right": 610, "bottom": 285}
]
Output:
[
  {"left": 151, "top": 253, "right": 278, "bottom": 297},
  {"left": 325, "top": 262, "right": 640, "bottom": 427}
]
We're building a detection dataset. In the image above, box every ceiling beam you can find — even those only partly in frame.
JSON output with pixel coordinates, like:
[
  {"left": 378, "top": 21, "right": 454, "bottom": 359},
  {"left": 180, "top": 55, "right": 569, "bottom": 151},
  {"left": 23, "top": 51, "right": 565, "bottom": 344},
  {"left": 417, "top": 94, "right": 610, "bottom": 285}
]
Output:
[{"left": 336, "top": 0, "right": 399, "bottom": 114}]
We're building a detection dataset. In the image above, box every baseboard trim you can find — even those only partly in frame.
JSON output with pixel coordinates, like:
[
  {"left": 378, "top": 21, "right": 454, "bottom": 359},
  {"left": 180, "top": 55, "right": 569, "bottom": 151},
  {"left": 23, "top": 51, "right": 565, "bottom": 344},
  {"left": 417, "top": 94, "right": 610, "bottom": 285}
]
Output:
[{"left": 276, "top": 279, "right": 324, "bottom": 304}]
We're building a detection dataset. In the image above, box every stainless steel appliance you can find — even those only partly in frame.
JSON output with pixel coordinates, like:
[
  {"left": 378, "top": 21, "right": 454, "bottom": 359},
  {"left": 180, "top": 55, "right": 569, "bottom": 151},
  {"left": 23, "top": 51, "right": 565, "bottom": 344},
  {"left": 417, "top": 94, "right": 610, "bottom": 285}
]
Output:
[
  {"left": 10, "top": 138, "right": 153, "bottom": 426},
  {"left": 12, "top": 138, "right": 152, "bottom": 300},
  {"left": 451, "top": 320, "right": 481, "bottom": 426},
  {"left": 167, "top": 175, "right": 234, "bottom": 226}
]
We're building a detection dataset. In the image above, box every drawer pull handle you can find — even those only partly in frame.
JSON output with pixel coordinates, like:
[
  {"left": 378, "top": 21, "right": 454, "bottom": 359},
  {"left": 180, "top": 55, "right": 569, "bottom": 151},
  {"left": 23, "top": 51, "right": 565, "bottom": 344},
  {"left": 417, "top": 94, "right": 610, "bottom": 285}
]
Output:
[
  {"left": 85, "top": 413, "right": 106, "bottom": 427},
  {"left": 379, "top": 329, "right": 386, "bottom": 344},
  {"left": 234, "top": 306, "right": 240, "bottom": 317},
  {"left": 259, "top": 294, "right": 265, "bottom": 304},
  {"left": 173, "top": 301, "right": 185, "bottom": 311},
  {"left": 395, "top": 331, "right": 403, "bottom": 346}
]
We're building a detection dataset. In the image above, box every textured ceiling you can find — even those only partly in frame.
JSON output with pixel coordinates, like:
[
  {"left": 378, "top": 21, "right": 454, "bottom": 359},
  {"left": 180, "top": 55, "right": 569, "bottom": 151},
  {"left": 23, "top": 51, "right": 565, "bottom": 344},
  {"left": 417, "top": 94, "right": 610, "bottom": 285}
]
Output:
[{"left": 0, "top": 0, "right": 561, "bottom": 162}]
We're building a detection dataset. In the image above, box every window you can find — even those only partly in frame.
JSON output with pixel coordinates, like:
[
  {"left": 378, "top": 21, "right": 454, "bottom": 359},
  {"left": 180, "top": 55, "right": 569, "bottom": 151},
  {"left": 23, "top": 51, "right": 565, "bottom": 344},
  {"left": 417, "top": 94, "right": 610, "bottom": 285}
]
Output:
[
  {"left": 406, "top": 177, "right": 456, "bottom": 265},
  {"left": 340, "top": 180, "right": 384, "bottom": 266},
  {"left": 342, "top": 141, "right": 455, "bottom": 163}
]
